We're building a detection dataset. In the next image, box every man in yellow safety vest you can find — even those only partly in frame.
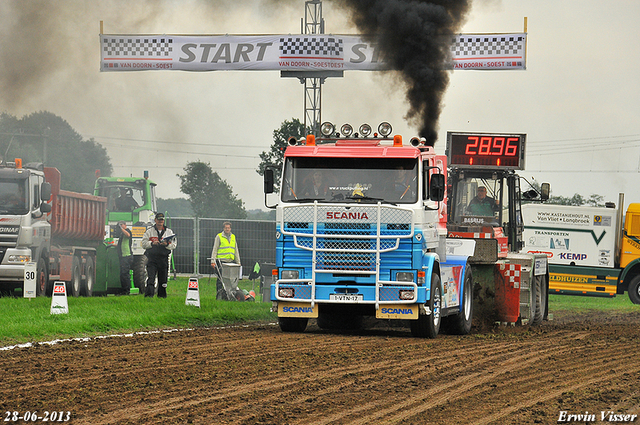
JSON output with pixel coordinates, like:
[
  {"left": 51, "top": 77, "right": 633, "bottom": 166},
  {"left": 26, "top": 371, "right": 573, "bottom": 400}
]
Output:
[{"left": 211, "top": 221, "right": 241, "bottom": 300}]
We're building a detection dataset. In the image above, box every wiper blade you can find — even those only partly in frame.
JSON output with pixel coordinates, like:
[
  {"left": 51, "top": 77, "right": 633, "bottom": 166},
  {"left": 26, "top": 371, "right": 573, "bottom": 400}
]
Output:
[
  {"left": 293, "top": 198, "right": 327, "bottom": 203},
  {"left": 345, "top": 195, "right": 395, "bottom": 205}
]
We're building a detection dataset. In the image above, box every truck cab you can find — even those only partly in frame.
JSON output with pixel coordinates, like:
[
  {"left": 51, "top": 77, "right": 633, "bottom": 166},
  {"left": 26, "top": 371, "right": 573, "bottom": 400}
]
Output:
[
  {"left": 264, "top": 122, "right": 473, "bottom": 338},
  {"left": 0, "top": 161, "right": 51, "bottom": 295}
]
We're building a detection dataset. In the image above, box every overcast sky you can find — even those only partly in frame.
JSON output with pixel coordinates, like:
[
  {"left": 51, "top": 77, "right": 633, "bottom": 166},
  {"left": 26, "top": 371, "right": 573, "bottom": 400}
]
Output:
[{"left": 2, "top": 0, "right": 640, "bottom": 211}]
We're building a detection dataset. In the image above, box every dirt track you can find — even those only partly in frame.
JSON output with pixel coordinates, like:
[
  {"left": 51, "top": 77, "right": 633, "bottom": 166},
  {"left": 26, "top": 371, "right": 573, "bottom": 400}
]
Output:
[{"left": 2, "top": 310, "right": 640, "bottom": 425}]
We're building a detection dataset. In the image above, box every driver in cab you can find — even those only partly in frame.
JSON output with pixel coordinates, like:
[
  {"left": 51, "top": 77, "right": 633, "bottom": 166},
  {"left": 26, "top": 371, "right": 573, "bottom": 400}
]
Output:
[{"left": 467, "top": 186, "right": 500, "bottom": 216}]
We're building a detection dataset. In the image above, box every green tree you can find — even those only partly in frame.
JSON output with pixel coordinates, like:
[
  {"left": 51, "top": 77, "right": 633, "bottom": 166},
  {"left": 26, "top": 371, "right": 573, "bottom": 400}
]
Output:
[
  {"left": 256, "top": 118, "right": 307, "bottom": 192},
  {"left": 157, "top": 198, "right": 194, "bottom": 217},
  {"left": 178, "top": 161, "right": 246, "bottom": 219},
  {"left": 0, "top": 111, "right": 112, "bottom": 193}
]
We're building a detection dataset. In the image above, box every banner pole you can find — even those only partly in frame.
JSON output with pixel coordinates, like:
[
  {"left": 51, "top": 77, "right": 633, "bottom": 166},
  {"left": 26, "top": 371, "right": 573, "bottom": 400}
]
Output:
[{"left": 524, "top": 17, "right": 528, "bottom": 66}]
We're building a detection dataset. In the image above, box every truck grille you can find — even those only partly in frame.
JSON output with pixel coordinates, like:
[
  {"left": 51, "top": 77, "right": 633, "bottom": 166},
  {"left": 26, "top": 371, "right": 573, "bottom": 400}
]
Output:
[
  {"left": 0, "top": 226, "right": 19, "bottom": 247},
  {"left": 281, "top": 204, "right": 414, "bottom": 273}
]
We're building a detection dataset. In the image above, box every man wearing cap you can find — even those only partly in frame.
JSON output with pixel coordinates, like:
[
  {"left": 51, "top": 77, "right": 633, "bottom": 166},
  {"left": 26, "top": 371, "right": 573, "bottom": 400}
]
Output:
[
  {"left": 115, "top": 221, "right": 133, "bottom": 295},
  {"left": 141, "top": 213, "right": 177, "bottom": 298}
]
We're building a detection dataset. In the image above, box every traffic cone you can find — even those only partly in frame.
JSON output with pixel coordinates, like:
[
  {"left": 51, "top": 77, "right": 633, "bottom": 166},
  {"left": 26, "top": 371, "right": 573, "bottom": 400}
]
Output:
[
  {"left": 185, "top": 277, "right": 200, "bottom": 308},
  {"left": 50, "top": 281, "right": 69, "bottom": 314}
]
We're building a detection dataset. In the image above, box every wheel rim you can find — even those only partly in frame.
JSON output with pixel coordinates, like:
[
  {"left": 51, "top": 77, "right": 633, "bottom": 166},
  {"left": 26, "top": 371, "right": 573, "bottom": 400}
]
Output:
[
  {"left": 463, "top": 282, "right": 472, "bottom": 320},
  {"left": 433, "top": 286, "right": 441, "bottom": 326}
]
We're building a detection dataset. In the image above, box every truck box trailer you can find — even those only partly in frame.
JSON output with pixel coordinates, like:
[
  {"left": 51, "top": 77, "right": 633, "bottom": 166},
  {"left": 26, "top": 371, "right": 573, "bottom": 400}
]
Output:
[{"left": 521, "top": 194, "right": 640, "bottom": 303}]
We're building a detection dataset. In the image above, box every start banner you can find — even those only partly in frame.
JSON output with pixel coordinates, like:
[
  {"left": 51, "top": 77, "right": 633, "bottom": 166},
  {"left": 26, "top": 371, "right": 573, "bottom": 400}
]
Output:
[{"left": 100, "top": 33, "right": 526, "bottom": 72}]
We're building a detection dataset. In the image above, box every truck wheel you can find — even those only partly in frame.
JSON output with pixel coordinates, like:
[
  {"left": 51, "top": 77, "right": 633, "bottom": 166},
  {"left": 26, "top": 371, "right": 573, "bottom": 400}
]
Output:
[
  {"left": 628, "top": 275, "right": 640, "bottom": 305},
  {"left": 132, "top": 255, "right": 148, "bottom": 294},
  {"left": 70, "top": 256, "right": 81, "bottom": 297},
  {"left": 278, "top": 317, "right": 308, "bottom": 333},
  {"left": 82, "top": 256, "right": 95, "bottom": 297},
  {"left": 411, "top": 273, "right": 441, "bottom": 338},
  {"left": 35, "top": 257, "right": 49, "bottom": 297},
  {"left": 444, "top": 266, "right": 473, "bottom": 335},
  {"left": 532, "top": 275, "right": 547, "bottom": 325}
]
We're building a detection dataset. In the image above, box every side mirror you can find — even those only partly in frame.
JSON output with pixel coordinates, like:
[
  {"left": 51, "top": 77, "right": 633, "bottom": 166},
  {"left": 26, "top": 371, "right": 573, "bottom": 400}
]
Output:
[
  {"left": 264, "top": 169, "right": 274, "bottom": 194},
  {"left": 429, "top": 174, "right": 445, "bottom": 202},
  {"left": 540, "top": 182, "right": 550, "bottom": 201},
  {"left": 40, "top": 202, "right": 52, "bottom": 213},
  {"left": 41, "top": 182, "right": 51, "bottom": 201}
]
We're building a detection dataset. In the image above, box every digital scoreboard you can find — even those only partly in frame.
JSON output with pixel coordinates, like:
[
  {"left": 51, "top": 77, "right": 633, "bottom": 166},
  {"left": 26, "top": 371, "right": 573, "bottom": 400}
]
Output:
[{"left": 446, "top": 132, "right": 526, "bottom": 170}]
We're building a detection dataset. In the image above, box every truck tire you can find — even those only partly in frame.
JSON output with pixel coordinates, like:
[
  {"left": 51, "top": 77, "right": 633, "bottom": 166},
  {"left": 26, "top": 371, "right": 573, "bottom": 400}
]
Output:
[
  {"left": 82, "top": 256, "right": 95, "bottom": 297},
  {"left": 132, "top": 255, "right": 147, "bottom": 294},
  {"left": 628, "top": 275, "right": 640, "bottom": 305},
  {"left": 443, "top": 266, "right": 473, "bottom": 335},
  {"left": 70, "top": 256, "right": 82, "bottom": 297},
  {"left": 35, "top": 257, "right": 49, "bottom": 297},
  {"left": 278, "top": 317, "right": 308, "bottom": 333},
  {"left": 411, "top": 273, "right": 441, "bottom": 338},
  {"left": 532, "top": 275, "right": 547, "bottom": 325}
]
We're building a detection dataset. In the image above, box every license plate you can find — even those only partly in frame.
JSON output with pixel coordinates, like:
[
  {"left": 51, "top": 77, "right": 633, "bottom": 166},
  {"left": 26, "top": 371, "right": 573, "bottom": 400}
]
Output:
[{"left": 329, "top": 294, "right": 363, "bottom": 302}]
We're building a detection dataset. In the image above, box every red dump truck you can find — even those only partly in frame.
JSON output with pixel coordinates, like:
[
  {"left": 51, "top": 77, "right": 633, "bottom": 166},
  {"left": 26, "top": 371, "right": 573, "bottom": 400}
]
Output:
[{"left": 0, "top": 160, "right": 120, "bottom": 296}]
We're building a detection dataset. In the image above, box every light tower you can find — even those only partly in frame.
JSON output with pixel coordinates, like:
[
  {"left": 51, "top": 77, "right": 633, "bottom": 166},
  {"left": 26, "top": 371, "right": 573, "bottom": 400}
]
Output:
[{"left": 281, "top": 0, "right": 343, "bottom": 136}]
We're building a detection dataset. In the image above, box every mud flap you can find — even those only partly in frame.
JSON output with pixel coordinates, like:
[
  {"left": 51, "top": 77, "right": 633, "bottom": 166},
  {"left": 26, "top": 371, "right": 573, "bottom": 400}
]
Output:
[{"left": 277, "top": 302, "right": 318, "bottom": 318}]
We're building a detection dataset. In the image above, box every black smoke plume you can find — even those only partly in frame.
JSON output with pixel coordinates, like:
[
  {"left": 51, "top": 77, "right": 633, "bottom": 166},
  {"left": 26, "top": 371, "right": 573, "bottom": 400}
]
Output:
[{"left": 335, "top": 0, "right": 470, "bottom": 145}]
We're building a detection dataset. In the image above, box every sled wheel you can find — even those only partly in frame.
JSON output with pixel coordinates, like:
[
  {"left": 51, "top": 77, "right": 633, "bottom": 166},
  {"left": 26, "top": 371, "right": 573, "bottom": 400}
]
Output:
[
  {"left": 411, "top": 273, "right": 441, "bottom": 338},
  {"left": 532, "top": 275, "right": 548, "bottom": 325},
  {"left": 279, "top": 317, "right": 308, "bottom": 333},
  {"left": 444, "top": 266, "right": 473, "bottom": 335}
]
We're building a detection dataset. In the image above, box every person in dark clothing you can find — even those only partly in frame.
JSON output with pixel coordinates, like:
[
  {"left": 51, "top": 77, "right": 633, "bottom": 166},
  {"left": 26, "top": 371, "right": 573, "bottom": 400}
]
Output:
[
  {"left": 141, "top": 213, "right": 176, "bottom": 298},
  {"left": 115, "top": 220, "right": 133, "bottom": 295},
  {"left": 114, "top": 187, "right": 139, "bottom": 212},
  {"left": 467, "top": 186, "right": 500, "bottom": 216}
]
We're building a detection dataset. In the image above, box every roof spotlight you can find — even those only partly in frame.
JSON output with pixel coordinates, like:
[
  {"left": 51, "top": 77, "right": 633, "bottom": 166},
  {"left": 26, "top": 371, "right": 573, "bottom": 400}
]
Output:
[
  {"left": 287, "top": 136, "right": 298, "bottom": 146},
  {"left": 320, "top": 122, "right": 335, "bottom": 137},
  {"left": 340, "top": 124, "right": 353, "bottom": 137},
  {"left": 378, "top": 122, "right": 392, "bottom": 137},
  {"left": 359, "top": 124, "right": 372, "bottom": 137},
  {"left": 410, "top": 137, "right": 421, "bottom": 147}
]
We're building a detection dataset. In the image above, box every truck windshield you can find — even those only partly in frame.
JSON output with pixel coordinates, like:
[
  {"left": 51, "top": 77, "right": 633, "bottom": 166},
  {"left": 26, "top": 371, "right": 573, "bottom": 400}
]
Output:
[
  {"left": 97, "top": 184, "right": 145, "bottom": 212},
  {"left": 0, "top": 179, "right": 28, "bottom": 214},
  {"left": 282, "top": 157, "right": 418, "bottom": 204},
  {"left": 451, "top": 177, "right": 504, "bottom": 226}
]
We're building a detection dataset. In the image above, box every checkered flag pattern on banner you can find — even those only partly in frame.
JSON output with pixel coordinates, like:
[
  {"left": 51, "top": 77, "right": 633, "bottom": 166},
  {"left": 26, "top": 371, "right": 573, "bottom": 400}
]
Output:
[
  {"left": 103, "top": 37, "right": 173, "bottom": 57},
  {"left": 451, "top": 35, "right": 525, "bottom": 57},
  {"left": 279, "top": 37, "right": 343, "bottom": 58}
]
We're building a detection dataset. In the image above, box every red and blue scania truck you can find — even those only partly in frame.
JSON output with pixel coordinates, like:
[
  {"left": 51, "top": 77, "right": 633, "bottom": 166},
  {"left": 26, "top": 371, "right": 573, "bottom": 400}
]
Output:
[{"left": 263, "top": 122, "right": 475, "bottom": 338}]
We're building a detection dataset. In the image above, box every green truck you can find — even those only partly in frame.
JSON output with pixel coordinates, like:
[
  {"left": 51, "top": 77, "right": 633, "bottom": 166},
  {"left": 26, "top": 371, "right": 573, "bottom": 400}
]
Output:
[{"left": 93, "top": 173, "right": 158, "bottom": 292}]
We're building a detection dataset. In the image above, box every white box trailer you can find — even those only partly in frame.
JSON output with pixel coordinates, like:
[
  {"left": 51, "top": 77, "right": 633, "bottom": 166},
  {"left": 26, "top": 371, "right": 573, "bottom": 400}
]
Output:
[
  {"left": 521, "top": 196, "right": 640, "bottom": 303},
  {"left": 521, "top": 203, "right": 619, "bottom": 268}
]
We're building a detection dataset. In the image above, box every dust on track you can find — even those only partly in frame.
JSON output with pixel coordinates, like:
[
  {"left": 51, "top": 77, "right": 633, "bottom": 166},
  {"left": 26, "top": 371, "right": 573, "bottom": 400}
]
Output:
[{"left": 1, "top": 311, "right": 640, "bottom": 425}]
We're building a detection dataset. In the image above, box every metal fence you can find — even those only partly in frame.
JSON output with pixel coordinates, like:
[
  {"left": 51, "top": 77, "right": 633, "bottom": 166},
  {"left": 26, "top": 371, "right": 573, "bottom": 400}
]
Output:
[{"left": 167, "top": 217, "right": 276, "bottom": 277}]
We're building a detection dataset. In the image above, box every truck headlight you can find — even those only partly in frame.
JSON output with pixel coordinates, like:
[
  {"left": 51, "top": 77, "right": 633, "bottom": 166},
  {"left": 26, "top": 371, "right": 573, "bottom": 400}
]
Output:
[
  {"left": 281, "top": 270, "right": 299, "bottom": 280},
  {"left": 8, "top": 255, "right": 31, "bottom": 263},
  {"left": 399, "top": 290, "right": 415, "bottom": 300},
  {"left": 279, "top": 287, "right": 295, "bottom": 298},
  {"left": 396, "top": 272, "right": 414, "bottom": 282}
]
